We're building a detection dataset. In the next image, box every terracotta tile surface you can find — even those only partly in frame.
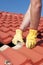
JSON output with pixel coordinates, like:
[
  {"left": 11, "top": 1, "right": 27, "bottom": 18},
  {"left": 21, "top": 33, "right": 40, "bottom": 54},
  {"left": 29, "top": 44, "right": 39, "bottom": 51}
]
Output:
[
  {"left": 0, "top": 52, "right": 7, "bottom": 65},
  {"left": 0, "top": 51, "right": 12, "bottom": 65},
  {"left": 0, "top": 45, "right": 43, "bottom": 65},
  {"left": 17, "top": 45, "right": 43, "bottom": 65},
  {"left": 1, "top": 46, "right": 32, "bottom": 65},
  {"left": 33, "top": 46, "right": 43, "bottom": 55}
]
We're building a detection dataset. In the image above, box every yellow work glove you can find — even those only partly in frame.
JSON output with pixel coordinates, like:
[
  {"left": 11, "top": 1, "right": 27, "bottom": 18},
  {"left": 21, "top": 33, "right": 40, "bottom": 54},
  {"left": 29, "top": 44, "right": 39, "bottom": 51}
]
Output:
[
  {"left": 26, "top": 29, "right": 38, "bottom": 48},
  {"left": 12, "top": 29, "right": 24, "bottom": 45}
]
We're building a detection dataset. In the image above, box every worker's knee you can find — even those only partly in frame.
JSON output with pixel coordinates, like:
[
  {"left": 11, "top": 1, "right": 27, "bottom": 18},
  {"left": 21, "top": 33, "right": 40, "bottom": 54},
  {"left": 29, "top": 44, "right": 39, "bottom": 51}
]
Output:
[{"left": 31, "top": 0, "right": 42, "bottom": 10}]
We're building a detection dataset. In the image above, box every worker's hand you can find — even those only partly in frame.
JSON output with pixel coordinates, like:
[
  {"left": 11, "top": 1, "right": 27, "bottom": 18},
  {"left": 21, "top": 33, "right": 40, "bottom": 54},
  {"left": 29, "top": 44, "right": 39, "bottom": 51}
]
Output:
[
  {"left": 26, "top": 29, "right": 38, "bottom": 48},
  {"left": 12, "top": 29, "right": 24, "bottom": 45}
]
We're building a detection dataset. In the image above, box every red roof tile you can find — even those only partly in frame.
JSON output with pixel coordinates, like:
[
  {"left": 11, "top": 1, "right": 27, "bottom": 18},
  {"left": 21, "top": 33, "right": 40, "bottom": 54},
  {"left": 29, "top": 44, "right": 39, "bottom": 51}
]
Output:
[
  {"left": 17, "top": 46, "right": 43, "bottom": 65},
  {"left": 2, "top": 46, "right": 32, "bottom": 65},
  {"left": 0, "top": 51, "right": 12, "bottom": 65}
]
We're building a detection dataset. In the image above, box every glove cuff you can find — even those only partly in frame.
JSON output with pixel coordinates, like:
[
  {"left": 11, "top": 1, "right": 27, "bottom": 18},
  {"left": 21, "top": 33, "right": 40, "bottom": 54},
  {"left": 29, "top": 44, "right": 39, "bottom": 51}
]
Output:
[
  {"left": 29, "top": 29, "right": 38, "bottom": 37},
  {"left": 16, "top": 29, "right": 22, "bottom": 34}
]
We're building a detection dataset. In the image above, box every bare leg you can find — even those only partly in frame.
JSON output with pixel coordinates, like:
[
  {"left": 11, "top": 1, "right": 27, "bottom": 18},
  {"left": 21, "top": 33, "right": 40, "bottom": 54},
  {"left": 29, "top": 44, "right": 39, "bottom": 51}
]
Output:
[
  {"left": 30, "top": 0, "right": 42, "bottom": 30},
  {"left": 20, "top": 4, "right": 31, "bottom": 31}
]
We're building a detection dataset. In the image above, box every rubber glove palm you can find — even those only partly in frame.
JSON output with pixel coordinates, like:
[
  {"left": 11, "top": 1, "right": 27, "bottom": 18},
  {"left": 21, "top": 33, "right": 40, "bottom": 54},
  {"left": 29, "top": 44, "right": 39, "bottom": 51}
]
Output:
[
  {"left": 12, "top": 29, "right": 24, "bottom": 45},
  {"left": 26, "top": 29, "right": 37, "bottom": 48}
]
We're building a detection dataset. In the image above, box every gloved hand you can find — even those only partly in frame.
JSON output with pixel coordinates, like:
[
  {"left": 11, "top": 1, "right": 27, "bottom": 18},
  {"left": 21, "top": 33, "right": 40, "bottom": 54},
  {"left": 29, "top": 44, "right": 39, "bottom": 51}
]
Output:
[
  {"left": 12, "top": 29, "right": 24, "bottom": 45},
  {"left": 26, "top": 29, "right": 38, "bottom": 48}
]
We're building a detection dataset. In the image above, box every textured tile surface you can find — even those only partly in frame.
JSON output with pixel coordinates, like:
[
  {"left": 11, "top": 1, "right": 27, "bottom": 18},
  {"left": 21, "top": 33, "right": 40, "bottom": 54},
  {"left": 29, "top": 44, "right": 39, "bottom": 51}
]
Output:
[
  {"left": 0, "top": 45, "right": 43, "bottom": 65},
  {"left": 0, "top": 51, "right": 12, "bottom": 65},
  {"left": 0, "top": 52, "right": 7, "bottom": 65},
  {"left": 1, "top": 46, "right": 32, "bottom": 65},
  {"left": 17, "top": 45, "right": 43, "bottom": 65}
]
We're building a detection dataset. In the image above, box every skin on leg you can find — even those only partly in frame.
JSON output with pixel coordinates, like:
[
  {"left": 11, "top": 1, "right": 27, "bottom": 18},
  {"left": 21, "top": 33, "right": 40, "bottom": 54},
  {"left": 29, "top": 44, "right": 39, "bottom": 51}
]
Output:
[
  {"left": 30, "top": 0, "right": 42, "bottom": 30},
  {"left": 20, "top": 4, "right": 31, "bottom": 31}
]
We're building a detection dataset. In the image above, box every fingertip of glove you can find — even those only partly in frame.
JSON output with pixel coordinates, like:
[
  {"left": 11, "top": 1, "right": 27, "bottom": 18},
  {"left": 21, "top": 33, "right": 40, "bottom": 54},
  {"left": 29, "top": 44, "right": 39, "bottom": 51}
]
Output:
[{"left": 26, "top": 42, "right": 34, "bottom": 49}]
